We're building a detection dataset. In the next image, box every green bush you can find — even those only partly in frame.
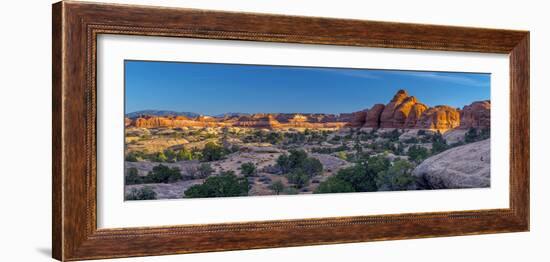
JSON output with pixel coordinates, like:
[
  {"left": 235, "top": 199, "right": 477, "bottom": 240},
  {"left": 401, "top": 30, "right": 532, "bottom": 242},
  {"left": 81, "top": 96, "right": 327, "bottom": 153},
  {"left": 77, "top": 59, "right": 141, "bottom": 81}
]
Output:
[
  {"left": 268, "top": 180, "right": 285, "bottom": 195},
  {"left": 125, "top": 186, "right": 157, "bottom": 200},
  {"left": 201, "top": 142, "right": 227, "bottom": 162},
  {"left": 176, "top": 148, "right": 193, "bottom": 161},
  {"left": 430, "top": 131, "right": 449, "bottom": 154},
  {"left": 376, "top": 160, "right": 415, "bottom": 191},
  {"left": 275, "top": 150, "right": 323, "bottom": 177},
  {"left": 153, "top": 152, "right": 168, "bottom": 162},
  {"left": 184, "top": 172, "right": 249, "bottom": 198},
  {"left": 301, "top": 158, "right": 323, "bottom": 176},
  {"left": 314, "top": 176, "right": 355, "bottom": 194},
  {"left": 465, "top": 127, "right": 490, "bottom": 143},
  {"left": 338, "top": 162, "right": 378, "bottom": 192},
  {"left": 407, "top": 145, "right": 429, "bottom": 163},
  {"left": 124, "top": 167, "right": 142, "bottom": 185},
  {"left": 125, "top": 152, "right": 139, "bottom": 162},
  {"left": 240, "top": 162, "right": 257, "bottom": 176},
  {"left": 285, "top": 169, "right": 310, "bottom": 188},
  {"left": 367, "top": 155, "right": 391, "bottom": 174},
  {"left": 164, "top": 149, "right": 177, "bottom": 162},
  {"left": 196, "top": 163, "right": 214, "bottom": 178},
  {"left": 147, "top": 164, "right": 182, "bottom": 183}
]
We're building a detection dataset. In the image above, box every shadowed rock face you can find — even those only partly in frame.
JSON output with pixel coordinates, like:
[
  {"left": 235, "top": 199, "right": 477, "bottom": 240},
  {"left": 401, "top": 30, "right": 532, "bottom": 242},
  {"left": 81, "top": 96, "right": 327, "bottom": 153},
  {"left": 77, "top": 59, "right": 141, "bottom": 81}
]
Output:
[
  {"left": 127, "top": 89, "right": 490, "bottom": 131},
  {"left": 412, "top": 139, "right": 490, "bottom": 189},
  {"left": 364, "top": 104, "right": 385, "bottom": 128},
  {"left": 460, "top": 100, "right": 491, "bottom": 129}
]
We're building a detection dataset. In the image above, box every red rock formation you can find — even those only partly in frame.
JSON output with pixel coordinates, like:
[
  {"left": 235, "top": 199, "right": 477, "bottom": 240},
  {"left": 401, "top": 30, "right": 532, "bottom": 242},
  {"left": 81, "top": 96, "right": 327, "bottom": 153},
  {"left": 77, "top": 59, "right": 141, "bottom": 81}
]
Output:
[
  {"left": 127, "top": 90, "right": 489, "bottom": 132},
  {"left": 404, "top": 103, "right": 428, "bottom": 128},
  {"left": 376, "top": 90, "right": 431, "bottom": 128},
  {"left": 364, "top": 104, "right": 385, "bottom": 128},
  {"left": 415, "top": 105, "right": 460, "bottom": 130},
  {"left": 380, "top": 89, "right": 410, "bottom": 128},
  {"left": 459, "top": 100, "right": 491, "bottom": 129},
  {"left": 339, "top": 110, "right": 368, "bottom": 127}
]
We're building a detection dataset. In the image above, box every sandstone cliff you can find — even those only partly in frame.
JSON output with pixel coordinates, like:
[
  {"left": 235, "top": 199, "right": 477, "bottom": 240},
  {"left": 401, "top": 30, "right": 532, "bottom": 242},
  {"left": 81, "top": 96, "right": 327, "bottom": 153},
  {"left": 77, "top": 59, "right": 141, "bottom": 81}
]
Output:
[
  {"left": 414, "top": 105, "right": 460, "bottom": 131},
  {"left": 460, "top": 100, "right": 491, "bottom": 129}
]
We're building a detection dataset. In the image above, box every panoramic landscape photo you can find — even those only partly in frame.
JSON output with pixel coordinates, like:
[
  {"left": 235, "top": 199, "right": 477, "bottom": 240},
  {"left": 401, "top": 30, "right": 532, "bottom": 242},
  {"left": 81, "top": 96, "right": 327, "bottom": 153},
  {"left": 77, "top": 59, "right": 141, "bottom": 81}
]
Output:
[{"left": 124, "top": 60, "right": 491, "bottom": 201}]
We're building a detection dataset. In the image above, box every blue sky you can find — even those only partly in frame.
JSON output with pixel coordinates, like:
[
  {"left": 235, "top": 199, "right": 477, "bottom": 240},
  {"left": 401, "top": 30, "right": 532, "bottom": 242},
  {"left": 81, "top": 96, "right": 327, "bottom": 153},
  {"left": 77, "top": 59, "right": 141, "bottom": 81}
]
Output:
[{"left": 125, "top": 60, "right": 490, "bottom": 115}]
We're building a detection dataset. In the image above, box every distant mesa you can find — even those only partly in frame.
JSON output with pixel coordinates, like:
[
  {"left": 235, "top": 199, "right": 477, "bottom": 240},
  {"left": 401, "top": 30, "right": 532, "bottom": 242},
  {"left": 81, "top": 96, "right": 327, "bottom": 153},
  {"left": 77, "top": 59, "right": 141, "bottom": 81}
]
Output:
[
  {"left": 126, "top": 110, "right": 200, "bottom": 119},
  {"left": 125, "top": 89, "right": 490, "bottom": 132}
]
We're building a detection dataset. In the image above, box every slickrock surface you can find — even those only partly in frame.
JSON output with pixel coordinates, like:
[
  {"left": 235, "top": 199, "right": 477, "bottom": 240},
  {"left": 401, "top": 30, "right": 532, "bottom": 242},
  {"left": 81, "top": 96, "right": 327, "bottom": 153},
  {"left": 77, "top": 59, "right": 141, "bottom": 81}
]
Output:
[{"left": 412, "top": 139, "right": 490, "bottom": 189}]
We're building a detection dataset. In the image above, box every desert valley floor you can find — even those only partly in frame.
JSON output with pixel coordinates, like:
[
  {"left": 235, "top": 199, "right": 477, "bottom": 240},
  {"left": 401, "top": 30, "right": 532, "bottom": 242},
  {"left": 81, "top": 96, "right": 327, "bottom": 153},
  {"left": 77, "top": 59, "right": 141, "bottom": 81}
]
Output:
[{"left": 124, "top": 90, "right": 491, "bottom": 200}]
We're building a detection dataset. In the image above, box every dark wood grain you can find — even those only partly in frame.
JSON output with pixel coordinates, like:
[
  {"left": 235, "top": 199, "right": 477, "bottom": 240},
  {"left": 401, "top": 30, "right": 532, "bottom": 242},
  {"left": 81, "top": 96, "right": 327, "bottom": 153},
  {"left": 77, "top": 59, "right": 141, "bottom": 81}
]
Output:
[{"left": 52, "top": 1, "right": 530, "bottom": 261}]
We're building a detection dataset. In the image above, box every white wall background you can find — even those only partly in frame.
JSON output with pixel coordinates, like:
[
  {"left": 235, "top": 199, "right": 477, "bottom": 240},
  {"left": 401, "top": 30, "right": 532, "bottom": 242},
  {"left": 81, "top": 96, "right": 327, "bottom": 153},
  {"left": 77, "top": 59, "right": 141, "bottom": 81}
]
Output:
[{"left": 0, "top": 0, "right": 546, "bottom": 261}]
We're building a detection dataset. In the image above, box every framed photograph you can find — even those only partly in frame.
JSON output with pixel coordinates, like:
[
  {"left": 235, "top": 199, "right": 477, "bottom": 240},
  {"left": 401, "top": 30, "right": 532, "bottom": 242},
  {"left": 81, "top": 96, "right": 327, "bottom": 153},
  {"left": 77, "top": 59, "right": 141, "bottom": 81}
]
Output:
[{"left": 52, "top": 1, "right": 529, "bottom": 261}]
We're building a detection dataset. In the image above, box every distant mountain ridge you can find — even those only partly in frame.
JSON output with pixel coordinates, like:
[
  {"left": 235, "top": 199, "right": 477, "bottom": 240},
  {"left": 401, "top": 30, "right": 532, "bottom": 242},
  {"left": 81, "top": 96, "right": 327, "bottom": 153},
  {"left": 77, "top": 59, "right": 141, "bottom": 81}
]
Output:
[{"left": 126, "top": 110, "right": 200, "bottom": 119}]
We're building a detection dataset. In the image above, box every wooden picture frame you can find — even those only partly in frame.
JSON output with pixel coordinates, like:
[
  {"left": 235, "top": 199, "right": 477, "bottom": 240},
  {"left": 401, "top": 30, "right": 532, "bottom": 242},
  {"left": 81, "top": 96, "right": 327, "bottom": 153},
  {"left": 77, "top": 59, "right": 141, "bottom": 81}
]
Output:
[{"left": 52, "top": 1, "right": 529, "bottom": 261}]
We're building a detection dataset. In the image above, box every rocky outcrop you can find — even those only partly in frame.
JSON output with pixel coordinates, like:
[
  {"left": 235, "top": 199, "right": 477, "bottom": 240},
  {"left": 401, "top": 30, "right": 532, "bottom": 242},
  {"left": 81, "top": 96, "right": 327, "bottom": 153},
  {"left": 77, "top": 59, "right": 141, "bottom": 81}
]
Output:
[
  {"left": 460, "top": 100, "right": 491, "bottom": 129},
  {"left": 404, "top": 103, "right": 428, "bottom": 128},
  {"left": 414, "top": 105, "right": 460, "bottom": 131},
  {"left": 127, "top": 90, "right": 490, "bottom": 132},
  {"left": 370, "top": 89, "right": 438, "bottom": 129},
  {"left": 340, "top": 110, "right": 368, "bottom": 127},
  {"left": 380, "top": 89, "right": 410, "bottom": 128},
  {"left": 364, "top": 104, "right": 385, "bottom": 128},
  {"left": 412, "top": 139, "right": 490, "bottom": 189}
]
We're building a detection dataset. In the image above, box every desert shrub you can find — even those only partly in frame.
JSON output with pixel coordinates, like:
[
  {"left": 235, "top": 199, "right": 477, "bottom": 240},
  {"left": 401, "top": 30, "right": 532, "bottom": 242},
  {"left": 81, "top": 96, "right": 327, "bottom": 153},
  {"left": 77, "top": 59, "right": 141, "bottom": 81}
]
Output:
[
  {"left": 176, "top": 148, "right": 193, "bottom": 161},
  {"left": 266, "top": 132, "right": 284, "bottom": 145},
  {"left": 367, "top": 155, "right": 391, "bottom": 174},
  {"left": 147, "top": 164, "right": 182, "bottom": 183},
  {"left": 125, "top": 186, "right": 157, "bottom": 200},
  {"left": 164, "top": 149, "right": 177, "bottom": 162},
  {"left": 184, "top": 172, "right": 249, "bottom": 198},
  {"left": 288, "top": 149, "right": 308, "bottom": 168},
  {"left": 153, "top": 151, "right": 168, "bottom": 162},
  {"left": 465, "top": 127, "right": 490, "bottom": 143},
  {"left": 301, "top": 158, "right": 323, "bottom": 177},
  {"left": 124, "top": 167, "right": 142, "bottom": 185},
  {"left": 125, "top": 152, "right": 138, "bottom": 162},
  {"left": 201, "top": 142, "right": 227, "bottom": 162},
  {"left": 285, "top": 169, "right": 310, "bottom": 188},
  {"left": 376, "top": 159, "right": 415, "bottom": 191},
  {"left": 240, "top": 162, "right": 257, "bottom": 176},
  {"left": 338, "top": 162, "right": 378, "bottom": 192},
  {"left": 431, "top": 133, "right": 449, "bottom": 154},
  {"left": 276, "top": 149, "right": 323, "bottom": 177},
  {"left": 336, "top": 151, "right": 347, "bottom": 160},
  {"left": 314, "top": 176, "right": 355, "bottom": 194},
  {"left": 407, "top": 145, "right": 429, "bottom": 163},
  {"left": 269, "top": 180, "right": 285, "bottom": 195},
  {"left": 276, "top": 154, "right": 292, "bottom": 173},
  {"left": 196, "top": 163, "right": 214, "bottom": 178}
]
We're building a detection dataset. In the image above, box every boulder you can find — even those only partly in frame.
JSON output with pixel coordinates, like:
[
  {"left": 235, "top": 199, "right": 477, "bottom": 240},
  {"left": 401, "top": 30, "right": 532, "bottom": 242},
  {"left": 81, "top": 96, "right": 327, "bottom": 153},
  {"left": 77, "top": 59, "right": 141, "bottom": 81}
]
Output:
[{"left": 412, "top": 139, "right": 490, "bottom": 189}]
